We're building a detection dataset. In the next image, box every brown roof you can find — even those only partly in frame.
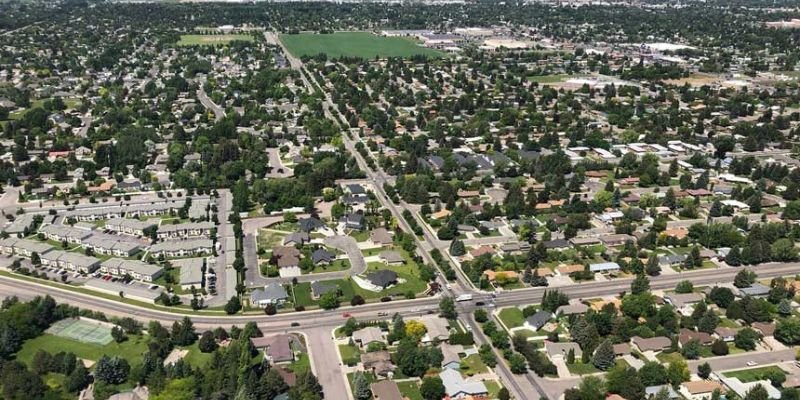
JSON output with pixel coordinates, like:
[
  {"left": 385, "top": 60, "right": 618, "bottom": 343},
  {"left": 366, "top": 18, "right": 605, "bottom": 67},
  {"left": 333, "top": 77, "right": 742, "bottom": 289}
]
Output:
[
  {"left": 273, "top": 246, "right": 301, "bottom": 258},
  {"left": 275, "top": 367, "right": 297, "bottom": 386},
  {"left": 682, "top": 380, "right": 725, "bottom": 395},
  {"left": 557, "top": 264, "right": 585, "bottom": 275},
  {"left": 469, "top": 246, "right": 495, "bottom": 258},
  {"left": 752, "top": 322, "right": 776, "bottom": 336},
  {"left": 483, "top": 270, "right": 519, "bottom": 281},
  {"left": 361, "top": 350, "right": 392, "bottom": 369},
  {"left": 679, "top": 329, "right": 713, "bottom": 346},
  {"left": 632, "top": 336, "right": 671, "bottom": 352},
  {"left": 613, "top": 343, "right": 631, "bottom": 355},
  {"left": 370, "top": 380, "right": 403, "bottom": 400},
  {"left": 251, "top": 334, "right": 295, "bottom": 363}
]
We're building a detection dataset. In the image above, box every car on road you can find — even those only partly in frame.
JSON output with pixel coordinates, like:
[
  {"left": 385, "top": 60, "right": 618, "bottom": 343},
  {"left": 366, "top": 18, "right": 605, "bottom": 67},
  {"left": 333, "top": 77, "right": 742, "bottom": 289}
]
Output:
[
  {"left": 291, "top": 322, "right": 300, "bottom": 327},
  {"left": 746, "top": 361, "right": 758, "bottom": 366},
  {"left": 377, "top": 312, "right": 388, "bottom": 316},
  {"left": 342, "top": 312, "right": 351, "bottom": 318},
  {"left": 475, "top": 301, "right": 485, "bottom": 306}
]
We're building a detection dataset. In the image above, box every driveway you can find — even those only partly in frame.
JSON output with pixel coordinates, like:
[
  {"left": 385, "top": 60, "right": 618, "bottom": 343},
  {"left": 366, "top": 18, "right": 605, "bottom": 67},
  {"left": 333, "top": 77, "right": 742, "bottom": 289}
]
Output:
[{"left": 265, "top": 148, "right": 294, "bottom": 178}]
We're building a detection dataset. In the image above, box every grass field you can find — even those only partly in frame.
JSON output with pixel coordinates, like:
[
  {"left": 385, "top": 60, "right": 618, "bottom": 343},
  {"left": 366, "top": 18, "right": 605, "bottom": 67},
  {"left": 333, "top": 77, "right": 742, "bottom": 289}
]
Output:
[
  {"left": 397, "top": 381, "right": 424, "bottom": 400},
  {"left": 527, "top": 74, "right": 573, "bottom": 84},
  {"left": 177, "top": 34, "right": 254, "bottom": 46},
  {"left": 723, "top": 366, "right": 786, "bottom": 382},
  {"left": 17, "top": 334, "right": 149, "bottom": 366},
  {"left": 567, "top": 362, "right": 600, "bottom": 375},
  {"left": 46, "top": 318, "right": 113, "bottom": 345},
  {"left": 497, "top": 307, "right": 525, "bottom": 329},
  {"left": 280, "top": 32, "right": 443, "bottom": 59}
]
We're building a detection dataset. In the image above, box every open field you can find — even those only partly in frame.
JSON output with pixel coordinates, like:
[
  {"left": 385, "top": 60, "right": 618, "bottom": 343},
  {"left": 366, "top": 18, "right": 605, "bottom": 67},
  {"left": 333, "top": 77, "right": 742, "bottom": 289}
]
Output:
[
  {"left": 723, "top": 366, "right": 786, "bottom": 382},
  {"left": 280, "top": 32, "right": 443, "bottom": 59},
  {"left": 177, "top": 34, "right": 254, "bottom": 46},
  {"left": 527, "top": 74, "right": 574, "bottom": 84},
  {"left": 17, "top": 333, "right": 149, "bottom": 366}
]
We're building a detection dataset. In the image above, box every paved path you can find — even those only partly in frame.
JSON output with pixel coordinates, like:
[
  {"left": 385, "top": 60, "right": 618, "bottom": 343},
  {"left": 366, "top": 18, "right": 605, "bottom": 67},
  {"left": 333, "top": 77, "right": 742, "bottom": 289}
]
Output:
[
  {"left": 265, "top": 148, "right": 294, "bottom": 178},
  {"left": 197, "top": 85, "right": 226, "bottom": 121},
  {"left": 305, "top": 326, "right": 352, "bottom": 400},
  {"left": 687, "top": 349, "right": 796, "bottom": 372}
]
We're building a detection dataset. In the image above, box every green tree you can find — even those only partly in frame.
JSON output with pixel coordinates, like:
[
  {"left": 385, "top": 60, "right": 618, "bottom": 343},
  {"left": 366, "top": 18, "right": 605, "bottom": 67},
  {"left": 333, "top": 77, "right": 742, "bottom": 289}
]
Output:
[
  {"left": 711, "top": 339, "right": 729, "bottom": 356},
  {"left": 509, "top": 353, "right": 528, "bottom": 374},
  {"left": 198, "top": 331, "right": 218, "bottom": 353},
  {"left": 681, "top": 339, "right": 701, "bottom": 360},
  {"left": 744, "top": 384, "right": 771, "bottom": 400},
  {"left": 698, "top": 362, "right": 712, "bottom": 379},
  {"left": 224, "top": 296, "right": 242, "bottom": 314},
  {"left": 420, "top": 376, "right": 445, "bottom": 400},
  {"left": 666, "top": 360, "right": 690, "bottom": 385},
  {"left": 353, "top": 372, "right": 371, "bottom": 400},
  {"left": 449, "top": 239, "right": 466, "bottom": 256},
  {"left": 94, "top": 355, "right": 130, "bottom": 385},
  {"left": 319, "top": 292, "right": 340, "bottom": 310},
  {"left": 151, "top": 377, "right": 196, "bottom": 400},
  {"left": 630, "top": 274, "right": 650, "bottom": 295},
  {"left": 592, "top": 339, "right": 615, "bottom": 370},
  {"left": 439, "top": 297, "right": 457, "bottom": 319},
  {"left": 734, "top": 269, "right": 756, "bottom": 288},
  {"left": 64, "top": 361, "right": 91, "bottom": 392}
]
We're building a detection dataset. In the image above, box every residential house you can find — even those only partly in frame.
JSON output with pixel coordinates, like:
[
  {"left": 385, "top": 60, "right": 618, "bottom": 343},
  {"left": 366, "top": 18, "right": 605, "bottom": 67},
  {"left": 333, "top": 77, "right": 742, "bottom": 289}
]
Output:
[
  {"left": 679, "top": 381, "right": 726, "bottom": 400},
  {"left": 524, "top": 311, "right": 552, "bottom": 331},
  {"left": 352, "top": 327, "right": 384, "bottom": 348},
  {"left": 631, "top": 336, "right": 671, "bottom": 353},
  {"left": 100, "top": 258, "right": 163, "bottom": 282},
  {"left": 370, "top": 380, "right": 403, "bottom": 400},
  {"left": 310, "top": 281, "right": 339, "bottom": 300},
  {"left": 365, "top": 270, "right": 398, "bottom": 290},
  {"left": 250, "top": 283, "right": 289, "bottom": 307},
  {"left": 439, "top": 368, "right": 488, "bottom": 399},
  {"left": 251, "top": 334, "right": 297, "bottom": 364},
  {"left": 544, "top": 341, "right": 582, "bottom": 361},
  {"left": 678, "top": 329, "right": 713, "bottom": 347},
  {"left": 361, "top": 351, "right": 395, "bottom": 377},
  {"left": 378, "top": 251, "right": 404, "bottom": 266},
  {"left": 369, "top": 228, "right": 393, "bottom": 246},
  {"left": 311, "top": 248, "right": 335, "bottom": 265}
]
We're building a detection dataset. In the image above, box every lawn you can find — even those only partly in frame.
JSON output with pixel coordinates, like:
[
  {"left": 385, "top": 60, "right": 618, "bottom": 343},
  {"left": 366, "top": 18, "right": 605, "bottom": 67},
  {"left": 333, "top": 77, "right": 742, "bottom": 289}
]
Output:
[
  {"left": 257, "top": 229, "right": 286, "bottom": 252},
  {"left": 497, "top": 307, "right": 525, "bottom": 329},
  {"left": 291, "top": 279, "right": 353, "bottom": 308},
  {"left": 527, "top": 74, "right": 573, "bottom": 84},
  {"left": 182, "top": 343, "right": 213, "bottom": 367},
  {"left": 655, "top": 351, "right": 684, "bottom": 364},
  {"left": 724, "top": 366, "right": 786, "bottom": 382},
  {"left": 308, "top": 259, "right": 350, "bottom": 274},
  {"left": 280, "top": 32, "right": 443, "bottom": 59},
  {"left": 287, "top": 352, "right": 311, "bottom": 375},
  {"left": 485, "top": 380, "right": 503, "bottom": 399},
  {"left": 339, "top": 344, "right": 360, "bottom": 366},
  {"left": 460, "top": 354, "right": 489, "bottom": 376},
  {"left": 353, "top": 256, "right": 428, "bottom": 299},
  {"left": 397, "top": 380, "right": 423, "bottom": 400},
  {"left": 17, "top": 334, "right": 149, "bottom": 367},
  {"left": 351, "top": 231, "right": 370, "bottom": 242},
  {"left": 177, "top": 34, "right": 254, "bottom": 46},
  {"left": 567, "top": 362, "right": 599, "bottom": 375}
]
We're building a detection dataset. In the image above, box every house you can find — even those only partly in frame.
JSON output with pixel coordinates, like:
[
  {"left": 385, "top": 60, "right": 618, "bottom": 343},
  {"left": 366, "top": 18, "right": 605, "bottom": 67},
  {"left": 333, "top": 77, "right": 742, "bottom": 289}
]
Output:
[
  {"left": 283, "top": 232, "right": 309, "bottom": 246},
  {"left": 340, "top": 213, "right": 365, "bottom": 230},
  {"left": 310, "top": 281, "right": 338, "bottom": 299},
  {"left": 370, "top": 380, "right": 403, "bottom": 400},
  {"left": 483, "top": 269, "right": 519, "bottom": 282},
  {"left": 100, "top": 258, "right": 163, "bottom": 282},
  {"left": 752, "top": 322, "right": 776, "bottom": 337},
  {"left": 739, "top": 283, "right": 770, "bottom": 297},
  {"left": 658, "top": 254, "right": 687, "bottom": 267},
  {"left": 664, "top": 292, "right": 704, "bottom": 316},
  {"left": 544, "top": 341, "right": 582, "bottom": 360},
  {"left": 311, "top": 248, "right": 335, "bottom": 265},
  {"left": 298, "top": 217, "right": 325, "bottom": 232},
  {"left": 369, "top": 228, "right": 393, "bottom": 246},
  {"left": 251, "top": 334, "right": 297, "bottom": 364},
  {"left": 360, "top": 350, "right": 395, "bottom": 377},
  {"left": 378, "top": 251, "right": 404, "bottom": 266},
  {"left": 556, "top": 303, "right": 589, "bottom": 316},
  {"left": 680, "top": 380, "right": 726, "bottom": 400},
  {"left": 613, "top": 343, "right": 631, "bottom": 356},
  {"left": 645, "top": 385, "right": 681, "bottom": 399},
  {"left": 714, "top": 327, "right": 739, "bottom": 342},
  {"left": 250, "top": 283, "right": 288, "bottom": 307},
  {"left": 149, "top": 239, "right": 212, "bottom": 258},
  {"left": 156, "top": 222, "right": 214, "bottom": 239},
  {"left": 440, "top": 343, "right": 463, "bottom": 369},
  {"left": 720, "top": 376, "right": 781, "bottom": 399},
  {"left": 524, "top": 311, "right": 552, "bottom": 331},
  {"left": 173, "top": 258, "right": 205, "bottom": 290},
  {"left": 365, "top": 270, "right": 398, "bottom": 289},
  {"left": 557, "top": 264, "right": 585, "bottom": 275},
  {"left": 631, "top": 336, "right": 671, "bottom": 352},
  {"left": 419, "top": 315, "right": 451, "bottom": 343},
  {"left": 352, "top": 327, "right": 384, "bottom": 348},
  {"left": 439, "top": 368, "right": 488, "bottom": 399},
  {"left": 105, "top": 219, "right": 157, "bottom": 237},
  {"left": 589, "top": 262, "right": 621, "bottom": 273},
  {"left": 600, "top": 234, "right": 636, "bottom": 247},
  {"left": 679, "top": 329, "right": 713, "bottom": 346},
  {"left": 543, "top": 239, "right": 570, "bottom": 250}
]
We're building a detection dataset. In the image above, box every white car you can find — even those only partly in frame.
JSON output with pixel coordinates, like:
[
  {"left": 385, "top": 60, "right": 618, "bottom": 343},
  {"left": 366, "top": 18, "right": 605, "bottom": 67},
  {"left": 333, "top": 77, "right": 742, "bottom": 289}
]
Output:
[{"left": 746, "top": 361, "right": 758, "bottom": 367}]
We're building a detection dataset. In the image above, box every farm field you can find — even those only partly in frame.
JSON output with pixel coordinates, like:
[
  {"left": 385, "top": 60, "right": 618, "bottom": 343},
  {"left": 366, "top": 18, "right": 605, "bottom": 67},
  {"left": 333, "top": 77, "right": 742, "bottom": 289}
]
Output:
[
  {"left": 279, "top": 32, "right": 443, "bottom": 59},
  {"left": 177, "top": 34, "right": 254, "bottom": 46}
]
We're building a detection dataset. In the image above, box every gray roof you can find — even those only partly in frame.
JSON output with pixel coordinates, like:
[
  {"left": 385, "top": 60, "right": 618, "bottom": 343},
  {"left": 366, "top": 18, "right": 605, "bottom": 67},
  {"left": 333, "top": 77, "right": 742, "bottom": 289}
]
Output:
[
  {"left": 379, "top": 251, "right": 404, "bottom": 264},
  {"left": 311, "top": 248, "right": 335, "bottom": 264},
  {"left": 366, "top": 270, "right": 398, "bottom": 288},
  {"left": 739, "top": 282, "right": 770, "bottom": 297},
  {"left": 440, "top": 368, "right": 487, "bottom": 398},
  {"left": 149, "top": 238, "right": 213, "bottom": 253},
  {"left": 525, "top": 311, "right": 552, "bottom": 329},
  {"left": 101, "top": 258, "right": 163, "bottom": 277},
  {"left": 174, "top": 258, "right": 205, "bottom": 286},
  {"left": 251, "top": 283, "right": 288, "bottom": 303},
  {"left": 310, "top": 281, "right": 338, "bottom": 298},
  {"left": 284, "top": 231, "right": 309, "bottom": 245}
]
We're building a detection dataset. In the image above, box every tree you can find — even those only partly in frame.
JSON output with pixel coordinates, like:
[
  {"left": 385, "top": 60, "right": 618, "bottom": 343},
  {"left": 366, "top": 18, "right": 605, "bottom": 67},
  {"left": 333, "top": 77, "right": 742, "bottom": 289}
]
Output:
[
  {"left": 319, "top": 292, "right": 340, "bottom": 310},
  {"left": 711, "top": 339, "right": 729, "bottom": 356},
  {"left": 224, "top": 296, "right": 241, "bottom": 314},
  {"left": 639, "top": 362, "right": 668, "bottom": 386},
  {"left": 592, "top": 339, "right": 615, "bottom": 370},
  {"left": 449, "top": 239, "right": 466, "bottom": 256},
  {"left": 675, "top": 280, "right": 694, "bottom": 293},
  {"left": 574, "top": 376, "right": 606, "bottom": 400},
  {"left": 509, "top": 353, "right": 528, "bottom": 374},
  {"left": 439, "top": 297, "right": 457, "bottom": 319},
  {"left": 64, "top": 362, "right": 91, "bottom": 392},
  {"left": 734, "top": 269, "right": 757, "bottom": 288},
  {"left": 745, "top": 384, "right": 771, "bottom": 400},
  {"left": 111, "top": 326, "right": 127, "bottom": 343},
  {"left": 698, "top": 362, "right": 712, "bottom": 379},
  {"left": 681, "top": 339, "right": 701, "bottom": 360},
  {"left": 630, "top": 274, "right": 650, "bottom": 295},
  {"left": 780, "top": 299, "right": 793, "bottom": 316},
  {"left": 171, "top": 316, "right": 197, "bottom": 346},
  {"left": 420, "top": 376, "right": 445, "bottom": 400},
  {"left": 645, "top": 254, "right": 661, "bottom": 276},
  {"left": 776, "top": 317, "right": 800, "bottom": 345},
  {"left": 726, "top": 246, "right": 742, "bottom": 266},
  {"left": 353, "top": 372, "right": 372, "bottom": 400},
  {"left": 474, "top": 309, "right": 488, "bottom": 323},
  {"left": 198, "top": 331, "right": 217, "bottom": 353},
  {"left": 498, "top": 387, "right": 511, "bottom": 400},
  {"left": 151, "top": 377, "right": 196, "bottom": 400},
  {"left": 95, "top": 355, "right": 130, "bottom": 384},
  {"left": 735, "top": 328, "right": 761, "bottom": 351},
  {"left": 666, "top": 360, "right": 690, "bottom": 385},
  {"left": 405, "top": 320, "right": 427, "bottom": 341},
  {"left": 606, "top": 365, "right": 645, "bottom": 400},
  {"left": 709, "top": 286, "right": 735, "bottom": 308}
]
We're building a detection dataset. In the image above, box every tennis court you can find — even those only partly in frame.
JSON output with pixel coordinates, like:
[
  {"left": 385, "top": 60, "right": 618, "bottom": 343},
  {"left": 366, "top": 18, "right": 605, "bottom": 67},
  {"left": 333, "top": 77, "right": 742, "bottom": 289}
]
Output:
[{"left": 46, "top": 318, "right": 113, "bottom": 345}]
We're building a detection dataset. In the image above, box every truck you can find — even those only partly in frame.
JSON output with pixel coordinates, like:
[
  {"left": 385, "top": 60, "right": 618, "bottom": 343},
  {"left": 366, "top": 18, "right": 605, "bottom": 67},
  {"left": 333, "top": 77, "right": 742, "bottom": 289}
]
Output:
[{"left": 456, "top": 294, "right": 473, "bottom": 302}]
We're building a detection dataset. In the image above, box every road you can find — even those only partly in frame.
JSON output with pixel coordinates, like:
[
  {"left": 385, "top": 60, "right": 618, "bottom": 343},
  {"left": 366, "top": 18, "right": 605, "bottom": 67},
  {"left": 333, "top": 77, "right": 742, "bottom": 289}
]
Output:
[
  {"left": 197, "top": 85, "right": 226, "bottom": 121},
  {"left": 210, "top": 189, "right": 234, "bottom": 306},
  {"left": 687, "top": 349, "right": 796, "bottom": 373},
  {"left": 77, "top": 115, "right": 92, "bottom": 138},
  {"left": 266, "top": 148, "right": 294, "bottom": 178}
]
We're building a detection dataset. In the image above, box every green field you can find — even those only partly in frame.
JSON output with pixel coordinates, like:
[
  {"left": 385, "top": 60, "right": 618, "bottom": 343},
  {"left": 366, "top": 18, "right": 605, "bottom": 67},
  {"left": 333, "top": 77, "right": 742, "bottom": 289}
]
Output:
[
  {"left": 397, "top": 381, "right": 424, "bottom": 400},
  {"left": 280, "top": 32, "right": 443, "bottom": 59},
  {"left": 724, "top": 366, "right": 786, "bottom": 382},
  {"left": 497, "top": 307, "right": 525, "bottom": 329},
  {"left": 17, "top": 334, "right": 149, "bottom": 366},
  {"left": 177, "top": 34, "right": 254, "bottom": 46},
  {"left": 527, "top": 74, "right": 573, "bottom": 84}
]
